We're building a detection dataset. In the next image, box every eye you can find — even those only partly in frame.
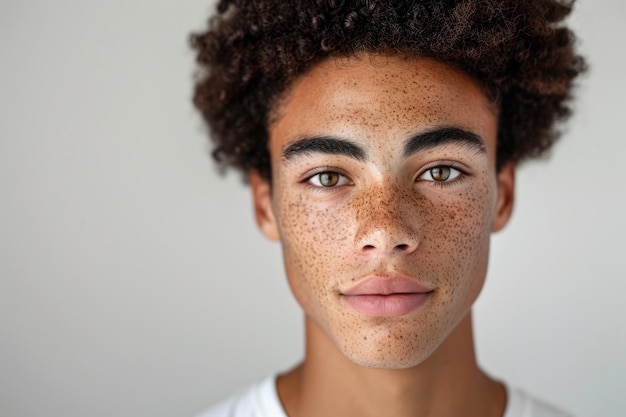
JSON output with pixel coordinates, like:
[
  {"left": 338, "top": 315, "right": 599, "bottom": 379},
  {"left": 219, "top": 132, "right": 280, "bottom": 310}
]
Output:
[
  {"left": 418, "top": 166, "right": 462, "bottom": 182},
  {"left": 308, "top": 171, "right": 350, "bottom": 188}
]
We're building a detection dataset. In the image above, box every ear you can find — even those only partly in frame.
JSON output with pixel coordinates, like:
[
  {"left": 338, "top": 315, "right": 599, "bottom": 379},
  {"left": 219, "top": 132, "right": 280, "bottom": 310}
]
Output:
[
  {"left": 249, "top": 170, "right": 280, "bottom": 241},
  {"left": 492, "top": 163, "right": 516, "bottom": 233}
]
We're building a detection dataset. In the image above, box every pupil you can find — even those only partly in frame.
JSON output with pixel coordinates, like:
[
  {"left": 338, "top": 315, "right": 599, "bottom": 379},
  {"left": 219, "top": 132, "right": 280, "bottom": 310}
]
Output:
[
  {"left": 432, "top": 167, "right": 451, "bottom": 181},
  {"left": 321, "top": 173, "right": 338, "bottom": 186}
]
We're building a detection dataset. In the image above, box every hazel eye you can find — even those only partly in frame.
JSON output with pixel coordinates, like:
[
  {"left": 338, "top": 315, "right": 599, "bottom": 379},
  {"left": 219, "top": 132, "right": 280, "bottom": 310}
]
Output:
[
  {"left": 419, "top": 166, "right": 462, "bottom": 182},
  {"left": 308, "top": 171, "right": 349, "bottom": 187}
]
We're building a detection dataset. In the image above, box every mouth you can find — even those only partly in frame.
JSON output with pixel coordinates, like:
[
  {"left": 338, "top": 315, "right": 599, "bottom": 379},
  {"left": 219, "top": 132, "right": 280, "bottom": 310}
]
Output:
[{"left": 340, "top": 275, "right": 434, "bottom": 317}]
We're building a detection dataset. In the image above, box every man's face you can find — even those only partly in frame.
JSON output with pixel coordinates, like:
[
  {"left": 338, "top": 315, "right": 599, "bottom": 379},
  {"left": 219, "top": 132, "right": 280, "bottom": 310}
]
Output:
[{"left": 251, "top": 54, "right": 514, "bottom": 368}]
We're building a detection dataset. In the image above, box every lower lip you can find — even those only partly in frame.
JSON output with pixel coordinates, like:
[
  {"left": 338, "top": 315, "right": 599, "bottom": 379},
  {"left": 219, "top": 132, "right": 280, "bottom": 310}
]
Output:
[{"left": 342, "top": 292, "right": 432, "bottom": 317}]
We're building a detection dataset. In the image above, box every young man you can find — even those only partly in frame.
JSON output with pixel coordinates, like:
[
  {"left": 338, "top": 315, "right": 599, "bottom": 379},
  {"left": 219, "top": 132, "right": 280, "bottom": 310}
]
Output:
[{"left": 191, "top": 1, "right": 585, "bottom": 416}]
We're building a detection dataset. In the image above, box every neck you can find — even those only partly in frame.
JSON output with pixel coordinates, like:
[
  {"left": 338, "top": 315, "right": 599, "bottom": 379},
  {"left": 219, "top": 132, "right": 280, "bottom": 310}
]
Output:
[{"left": 277, "top": 312, "right": 505, "bottom": 417}]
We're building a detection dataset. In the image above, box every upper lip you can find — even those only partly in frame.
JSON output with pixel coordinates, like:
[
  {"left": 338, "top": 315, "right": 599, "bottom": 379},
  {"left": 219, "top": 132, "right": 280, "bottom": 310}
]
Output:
[{"left": 341, "top": 274, "right": 434, "bottom": 296}]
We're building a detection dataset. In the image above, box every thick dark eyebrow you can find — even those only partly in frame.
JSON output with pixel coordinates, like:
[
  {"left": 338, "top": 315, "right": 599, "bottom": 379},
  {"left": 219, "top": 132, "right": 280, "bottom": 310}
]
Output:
[
  {"left": 403, "top": 127, "right": 486, "bottom": 157},
  {"left": 282, "top": 136, "right": 367, "bottom": 161}
]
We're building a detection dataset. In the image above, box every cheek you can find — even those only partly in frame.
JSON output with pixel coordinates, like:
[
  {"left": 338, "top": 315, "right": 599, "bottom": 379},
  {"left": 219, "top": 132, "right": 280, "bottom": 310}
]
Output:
[
  {"left": 273, "top": 191, "right": 355, "bottom": 310},
  {"left": 278, "top": 195, "right": 353, "bottom": 256},
  {"left": 272, "top": 175, "right": 497, "bottom": 318},
  {"left": 417, "top": 178, "right": 497, "bottom": 308}
]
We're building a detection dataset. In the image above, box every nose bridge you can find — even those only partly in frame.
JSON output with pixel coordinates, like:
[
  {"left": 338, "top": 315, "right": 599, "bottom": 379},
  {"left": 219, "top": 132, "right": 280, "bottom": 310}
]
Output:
[{"left": 353, "top": 181, "right": 420, "bottom": 254}]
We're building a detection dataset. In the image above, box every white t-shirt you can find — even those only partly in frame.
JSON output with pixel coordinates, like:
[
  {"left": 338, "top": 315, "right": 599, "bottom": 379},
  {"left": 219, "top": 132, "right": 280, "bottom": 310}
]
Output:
[{"left": 196, "top": 375, "right": 573, "bottom": 417}]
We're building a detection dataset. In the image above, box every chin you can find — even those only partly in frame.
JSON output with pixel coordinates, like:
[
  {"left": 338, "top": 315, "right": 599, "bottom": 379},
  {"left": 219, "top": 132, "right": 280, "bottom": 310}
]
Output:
[
  {"left": 342, "top": 344, "right": 438, "bottom": 370},
  {"left": 334, "top": 325, "right": 445, "bottom": 370},
  {"left": 352, "top": 356, "right": 429, "bottom": 369}
]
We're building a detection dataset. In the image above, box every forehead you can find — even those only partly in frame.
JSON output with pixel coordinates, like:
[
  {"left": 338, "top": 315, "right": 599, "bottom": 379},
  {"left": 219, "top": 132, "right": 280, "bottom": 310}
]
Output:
[{"left": 269, "top": 54, "right": 498, "bottom": 163}]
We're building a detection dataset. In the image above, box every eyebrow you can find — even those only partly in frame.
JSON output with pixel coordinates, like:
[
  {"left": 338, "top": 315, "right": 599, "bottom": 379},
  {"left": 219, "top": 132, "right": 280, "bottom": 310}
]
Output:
[
  {"left": 281, "top": 127, "right": 485, "bottom": 162},
  {"left": 282, "top": 136, "right": 367, "bottom": 161},
  {"left": 403, "top": 127, "right": 485, "bottom": 157}
]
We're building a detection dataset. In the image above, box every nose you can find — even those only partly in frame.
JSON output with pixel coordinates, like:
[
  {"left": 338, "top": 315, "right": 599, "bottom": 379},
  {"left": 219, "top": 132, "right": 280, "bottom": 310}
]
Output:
[{"left": 353, "top": 185, "right": 420, "bottom": 256}]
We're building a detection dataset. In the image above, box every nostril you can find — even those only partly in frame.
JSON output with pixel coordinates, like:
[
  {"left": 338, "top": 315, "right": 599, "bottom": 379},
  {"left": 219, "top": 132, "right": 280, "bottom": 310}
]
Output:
[
  {"left": 363, "top": 244, "right": 376, "bottom": 251},
  {"left": 395, "top": 243, "right": 409, "bottom": 251}
]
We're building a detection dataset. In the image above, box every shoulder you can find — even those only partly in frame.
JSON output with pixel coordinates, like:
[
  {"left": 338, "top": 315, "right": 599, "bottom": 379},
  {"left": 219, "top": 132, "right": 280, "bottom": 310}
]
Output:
[
  {"left": 193, "top": 375, "right": 286, "bottom": 417},
  {"left": 504, "top": 385, "right": 574, "bottom": 417}
]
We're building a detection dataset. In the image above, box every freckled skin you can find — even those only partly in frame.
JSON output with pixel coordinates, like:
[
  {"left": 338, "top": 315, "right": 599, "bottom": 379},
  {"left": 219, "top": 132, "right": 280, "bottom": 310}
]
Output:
[
  {"left": 260, "top": 54, "right": 507, "bottom": 370},
  {"left": 251, "top": 54, "right": 515, "bottom": 417}
]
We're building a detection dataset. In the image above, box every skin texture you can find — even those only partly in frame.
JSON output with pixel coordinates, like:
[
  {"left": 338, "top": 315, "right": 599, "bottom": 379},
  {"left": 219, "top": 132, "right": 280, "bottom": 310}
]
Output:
[{"left": 250, "top": 53, "right": 515, "bottom": 417}]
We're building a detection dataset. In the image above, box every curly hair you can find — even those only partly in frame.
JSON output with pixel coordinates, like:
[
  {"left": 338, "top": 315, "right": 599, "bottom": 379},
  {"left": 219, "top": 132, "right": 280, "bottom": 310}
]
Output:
[{"left": 191, "top": 0, "right": 585, "bottom": 180}]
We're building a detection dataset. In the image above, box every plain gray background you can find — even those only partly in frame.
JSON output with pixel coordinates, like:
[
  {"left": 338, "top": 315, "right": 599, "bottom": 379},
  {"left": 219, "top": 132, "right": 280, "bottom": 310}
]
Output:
[{"left": 1, "top": 1, "right": 625, "bottom": 416}]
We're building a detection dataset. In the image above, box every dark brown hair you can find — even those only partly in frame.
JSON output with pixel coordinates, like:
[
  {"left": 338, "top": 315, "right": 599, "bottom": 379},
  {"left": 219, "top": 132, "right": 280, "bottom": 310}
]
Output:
[{"left": 191, "top": 0, "right": 586, "bottom": 179}]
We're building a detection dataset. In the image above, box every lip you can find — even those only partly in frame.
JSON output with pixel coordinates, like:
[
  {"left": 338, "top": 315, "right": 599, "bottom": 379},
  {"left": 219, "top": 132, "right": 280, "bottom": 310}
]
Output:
[{"left": 341, "top": 275, "right": 434, "bottom": 317}]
